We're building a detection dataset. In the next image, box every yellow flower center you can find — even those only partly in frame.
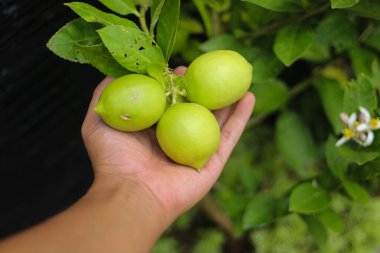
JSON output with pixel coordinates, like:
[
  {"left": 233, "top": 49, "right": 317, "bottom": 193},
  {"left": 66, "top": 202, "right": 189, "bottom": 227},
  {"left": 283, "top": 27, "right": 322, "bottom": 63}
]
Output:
[
  {"left": 370, "top": 118, "right": 379, "bottom": 128},
  {"left": 343, "top": 128, "right": 354, "bottom": 138}
]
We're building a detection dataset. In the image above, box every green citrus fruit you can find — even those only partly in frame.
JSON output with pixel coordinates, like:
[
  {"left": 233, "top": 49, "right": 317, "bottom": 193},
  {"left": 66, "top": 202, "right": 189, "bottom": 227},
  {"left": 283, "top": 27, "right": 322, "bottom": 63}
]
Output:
[
  {"left": 156, "top": 103, "right": 220, "bottom": 170},
  {"left": 94, "top": 74, "right": 166, "bottom": 131},
  {"left": 184, "top": 50, "right": 252, "bottom": 110}
]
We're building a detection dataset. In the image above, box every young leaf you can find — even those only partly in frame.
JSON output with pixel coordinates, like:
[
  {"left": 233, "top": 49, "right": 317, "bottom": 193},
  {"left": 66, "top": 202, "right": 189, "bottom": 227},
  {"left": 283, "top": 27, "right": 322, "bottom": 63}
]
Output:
[
  {"left": 150, "top": 0, "right": 166, "bottom": 34},
  {"left": 242, "top": 194, "right": 276, "bottom": 229},
  {"left": 315, "top": 14, "right": 357, "bottom": 53},
  {"left": 98, "top": 25, "right": 166, "bottom": 74},
  {"left": 330, "top": 0, "right": 360, "bottom": 9},
  {"left": 242, "top": 0, "right": 304, "bottom": 12},
  {"left": 325, "top": 136, "right": 349, "bottom": 180},
  {"left": 303, "top": 215, "right": 328, "bottom": 248},
  {"left": 47, "top": 18, "right": 102, "bottom": 63},
  {"left": 156, "top": 0, "right": 180, "bottom": 62},
  {"left": 273, "top": 24, "right": 314, "bottom": 66},
  {"left": 289, "top": 182, "right": 330, "bottom": 214},
  {"left": 98, "top": 0, "right": 138, "bottom": 16},
  {"left": 250, "top": 79, "right": 288, "bottom": 116},
  {"left": 65, "top": 2, "right": 138, "bottom": 28},
  {"left": 338, "top": 145, "right": 379, "bottom": 165},
  {"left": 314, "top": 76, "right": 344, "bottom": 134},
  {"left": 275, "top": 111, "right": 317, "bottom": 176},
  {"left": 343, "top": 75, "right": 377, "bottom": 114},
  {"left": 317, "top": 209, "right": 344, "bottom": 233},
  {"left": 74, "top": 44, "right": 128, "bottom": 77},
  {"left": 348, "top": 2, "right": 380, "bottom": 20},
  {"left": 342, "top": 180, "right": 370, "bottom": 203}
]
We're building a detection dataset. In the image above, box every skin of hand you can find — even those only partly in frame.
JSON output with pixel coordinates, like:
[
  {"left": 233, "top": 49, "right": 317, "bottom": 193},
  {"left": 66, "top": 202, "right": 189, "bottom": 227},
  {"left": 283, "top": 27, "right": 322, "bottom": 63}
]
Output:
[
  {"left": 83, "top": 66, "right": 255, "bottom": 225},
  {"left": 0, "top": 67, "right": 255, "bottom": 253}
]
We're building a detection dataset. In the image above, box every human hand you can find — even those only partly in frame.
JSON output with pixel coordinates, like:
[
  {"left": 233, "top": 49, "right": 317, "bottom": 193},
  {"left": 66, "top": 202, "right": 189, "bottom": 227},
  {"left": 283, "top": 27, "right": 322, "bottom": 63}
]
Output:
[{"left": 81, "top": 67, "right": 255, "bottom": 227}]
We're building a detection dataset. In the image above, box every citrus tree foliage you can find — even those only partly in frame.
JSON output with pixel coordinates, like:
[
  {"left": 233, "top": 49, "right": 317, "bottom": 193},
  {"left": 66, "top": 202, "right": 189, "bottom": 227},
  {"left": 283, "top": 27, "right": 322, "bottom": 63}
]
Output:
[{"left": 156, "top": 0, "right": 380, "bottom": 251}]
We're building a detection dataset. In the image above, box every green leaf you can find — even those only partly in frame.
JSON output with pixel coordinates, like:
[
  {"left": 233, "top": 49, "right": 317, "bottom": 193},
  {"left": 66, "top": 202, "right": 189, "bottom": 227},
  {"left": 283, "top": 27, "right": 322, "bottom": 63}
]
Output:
[
  {"left": 343, "top": 75, "right": 377, "bottom": 114},
  {"left": 242, "top": 194, "right": 276, "bottom": 229},
  {"left": 250, "top": 79, "right": 288, "bottom": 116},
  {"left": 98, "top": 25, "right": 165, "bottom": 74},
  {"left": 315, "top": 14, "right": 357, "bottom": 53},
  {"left": 365, "top": 25, "right": 380, "bottom": 52},
  {"left": 194, "top": 0, "right": 213, "bottom": 37},
  {"left": 273, "top": 24, "right": 314, "bottom": 66},
  {"left": 156, "top": 0, "right": 180, "bottom": 62},
  {"left": 47, "top": 18, "right": 102, "bottom": 63},
  {"left": 342, "top": 180, "right": 370, "bottom": 203},
  {"left": 65, "top": 2, "right": 138, "bottom": 28},
  {"left": 354, "top": 158, "right": 380, "bottom": 180},
  {"left": 314, "top": 77, "right": 344, "bottom": 133},
  {"left": 331, "top": 0, "right": 360, "bottom": 9},
  {"left": 303, "top": 215, "right": 328, "bottom": 247},
  {"left": 150, "top": 0, "right": 166, "bottom": 34},
  {"left": 192, "top": 229, "right": 224, "bottom": 253},
  {"left": 349, "top": 47, "right": 378, "bottom": 77},
  {"left": 98, "top": 0, "right": 138, "bottom": 16},
  {"left": 348, "top": 2, "right": 380, "bottom": 20},
  {"left": 289, "top": 182, "right": 330, "bottom": 214},
  {"left": 338, "top": 145, "right": 379, "bottom": 165},
  {"left": 275, "top": 111, "right": 317, "bottom": 176},
  {"left": 242, "top": 0, "right": 304, "bottom": 12},
  {"left": 251, "top": 50, "right": 284, "bottom": 82},
  {"left": 317, "top": 209, "right": 344, "bottom": 233},
  {"left": 74, "top": 44, "right": 128, "bottom": 77},
  {"left": 325, "top": 136, "right": 349, "bottom": 180}
]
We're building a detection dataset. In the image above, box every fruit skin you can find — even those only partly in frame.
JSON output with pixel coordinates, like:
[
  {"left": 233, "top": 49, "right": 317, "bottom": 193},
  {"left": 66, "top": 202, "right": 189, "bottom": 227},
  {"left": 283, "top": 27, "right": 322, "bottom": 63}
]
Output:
[
  {"left": 184, "top": 50, "right": 253, "bottom": 110},
  {"left": 94, "top": 74, "right": 166, "bottom": 131},
  {"left": 156, "top": 103, "right": 220, "bottom": 170}
]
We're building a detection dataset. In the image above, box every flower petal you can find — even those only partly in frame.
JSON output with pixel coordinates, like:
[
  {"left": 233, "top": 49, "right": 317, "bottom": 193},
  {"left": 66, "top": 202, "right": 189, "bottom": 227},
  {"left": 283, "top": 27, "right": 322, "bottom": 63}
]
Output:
[
  {"left": 357, "top": 123, "right": 369, "bottom": 132},
  {"left": 340, "top": 113, "right": 349, "bottom": 125},
  {"left": 348, "top": 112, "right": 357, "bottom": 128},
  {"left": 336, "top": 136, "right": 350, "bottom": 147},
  {"left": 359, "top": 106, "right": 371, "bottom": 123},
  {"left": 362, "top": 131, "right": 375, "bottom": 147}
]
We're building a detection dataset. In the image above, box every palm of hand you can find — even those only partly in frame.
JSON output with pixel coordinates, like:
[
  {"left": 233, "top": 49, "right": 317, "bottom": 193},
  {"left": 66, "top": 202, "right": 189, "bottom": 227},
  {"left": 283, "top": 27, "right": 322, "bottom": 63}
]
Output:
[{"left": 82, "top": 75, "right": 255, "bottom": 219}]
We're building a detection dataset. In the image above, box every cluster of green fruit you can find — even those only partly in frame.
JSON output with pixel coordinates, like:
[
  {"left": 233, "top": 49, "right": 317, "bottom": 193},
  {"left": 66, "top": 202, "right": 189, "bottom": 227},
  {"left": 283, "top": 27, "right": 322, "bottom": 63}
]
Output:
[{"left": 94, "top": 50, "right": 252, "bottom": 170}]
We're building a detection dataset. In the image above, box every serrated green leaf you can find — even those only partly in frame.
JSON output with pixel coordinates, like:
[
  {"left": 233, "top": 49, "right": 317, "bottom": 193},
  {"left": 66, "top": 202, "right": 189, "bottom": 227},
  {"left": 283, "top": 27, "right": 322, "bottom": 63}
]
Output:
[
  {"left": 243, "top": 194, "right": 276, "bottom": 229},
  {"left": 275, "top": 111, "right": 317, "bottom": 176},
  {"left": 315, "top": 14, "right": 357, "bottom": 53},
  {"left": 47, "top": 18, "right": 102, "bottom": 63},
  {"left": 348, "top": 2, "right": 380, "bottom": 20},
  {"left": 349, "top": 47, "right": 378, "bottom": 77},
  {"left": 65, "top": 2, "right": 138, "bottom": 28},
  {"left": 250, "top": 79, "right": 288, "bottom": 116},
  {"left": 342, "top": 180, "right": 370, "bottom": 203},
  {"left": 251, "top": 50, "right": 284, "bottom": 82},
  {"left": 98, "top": 25, "right": 165, "bottom": 74},
  {"left": 338, "top": 145, "right": 379, "bottom": 165},
  {"left": 317, "top": 209, "right": 345, "bottom": 233},
  {"left": 98, "top": 0, "right": 138, "bottom": 16},
  {"left": 74, "top": 44, "right": 128, "bottom": 77},
  {"left": 156, "top": 0, "right": 180, "bottom": 62},
  {"left": 242, "top": 0, "right": 304, "bottom": 12},
  {"left": 289, "top": 182, "right": 330, "bottom": 214},
  {"left": 331, "top": 0, "right": 360, "bottom": 9},
  {"left": 343, "top": 75, "right": 377, "bottom": 113},
  {"left": 273, "top": 24, "right": 314, "bottom": 66},
  {"left": 325, "top": 136, "right": 349, "bottom": 179},
  {"left": 303, "top": 215, "right": 328, "bottom": 247},
  {"left": 150, "top": 0, "right": 166, "bottom": 34},
  {"left": 314, "top": 77, "right": 344, "bottom": 133}
]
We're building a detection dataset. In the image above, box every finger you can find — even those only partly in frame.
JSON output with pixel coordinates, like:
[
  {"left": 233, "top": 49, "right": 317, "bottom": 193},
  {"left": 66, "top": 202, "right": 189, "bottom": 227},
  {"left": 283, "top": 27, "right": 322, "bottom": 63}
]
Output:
[
  {"left": 174, "top": 66, "right": 187, "bottom": 76},
  {"left": 213, "top": 92, "right": 255, "bottom": 167},
  {"left": 213, "top": 104, "right": 235, "bottom": 128}
]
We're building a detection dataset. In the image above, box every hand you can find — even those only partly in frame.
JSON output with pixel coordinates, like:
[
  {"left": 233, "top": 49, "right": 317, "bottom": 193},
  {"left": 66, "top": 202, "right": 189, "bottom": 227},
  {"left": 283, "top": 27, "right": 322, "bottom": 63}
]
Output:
[{"left": 81, "top": 67, "right": 255, "bottom": 226}]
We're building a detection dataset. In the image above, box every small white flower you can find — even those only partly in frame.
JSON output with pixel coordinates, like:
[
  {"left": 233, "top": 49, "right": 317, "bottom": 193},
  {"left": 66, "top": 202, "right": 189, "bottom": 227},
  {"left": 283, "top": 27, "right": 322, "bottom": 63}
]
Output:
[{"left": 336, "top": 106, "right": 379, "bottom": 147}]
